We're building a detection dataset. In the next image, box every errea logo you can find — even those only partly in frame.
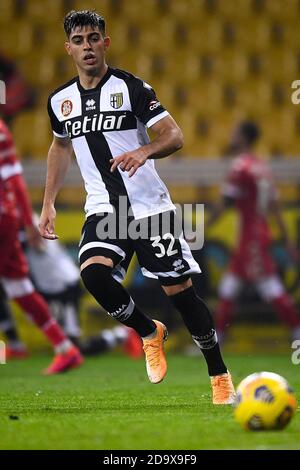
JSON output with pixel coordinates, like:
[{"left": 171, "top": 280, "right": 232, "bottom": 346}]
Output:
[
  {"left": 85, "top": 99, "right": 96, "bottom": 111},
  {"left": 173, "top": 259, "right": 184, "bottom": 271}
]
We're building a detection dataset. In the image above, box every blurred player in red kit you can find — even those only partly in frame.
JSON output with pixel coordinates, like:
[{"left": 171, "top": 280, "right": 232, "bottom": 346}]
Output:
[
  {"left": 209, "top": 121, "right": 300, "bottom": 341},
  {"left": 0, "top": 117, "right": 83, "bottom": 373}
]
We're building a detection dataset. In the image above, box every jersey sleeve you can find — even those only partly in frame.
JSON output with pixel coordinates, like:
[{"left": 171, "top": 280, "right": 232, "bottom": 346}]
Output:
[
  {"left": 47, "top": 95, "right": 67, "bottom": 138},
  {"left": 129, "top": 78, "right": 169, "bottom": 128}
]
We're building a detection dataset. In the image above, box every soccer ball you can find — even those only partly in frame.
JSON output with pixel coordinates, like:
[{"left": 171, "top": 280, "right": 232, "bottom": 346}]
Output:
[{"left": 234, "top": 372, "right": 297, "bottom": 431}]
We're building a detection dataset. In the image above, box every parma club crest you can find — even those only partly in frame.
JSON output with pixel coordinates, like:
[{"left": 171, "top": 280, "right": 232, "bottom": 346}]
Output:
[
  {"left": 110, "top": 92, "right": 123, "bottom": 109},
  {"left": 61, "top": 99, "right": 73, "bottom": 117}
]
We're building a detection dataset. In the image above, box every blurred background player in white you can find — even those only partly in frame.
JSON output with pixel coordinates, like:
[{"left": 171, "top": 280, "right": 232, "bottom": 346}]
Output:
[
  {"left": 0, "top": 117, "right": 83, "bottom": 374},
  {"left": 23, "top": 228, "right": 82, "bottom": 344},
  {"left": 208, "top": 121, "right": 300, "bottom": 342}
]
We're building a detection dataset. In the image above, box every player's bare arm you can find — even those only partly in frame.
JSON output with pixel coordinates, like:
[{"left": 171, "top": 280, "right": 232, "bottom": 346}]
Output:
[
  {"left": 39, "top": 136, "right": 73, "bottom": 240},
  {"left": 110, "top": 115, "right": 183, "bottom": 177}
]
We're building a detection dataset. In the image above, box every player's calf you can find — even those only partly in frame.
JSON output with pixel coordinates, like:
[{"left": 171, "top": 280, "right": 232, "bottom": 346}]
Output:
[{"left": 81, "top": 263, "right": 156, "bottom": 337}]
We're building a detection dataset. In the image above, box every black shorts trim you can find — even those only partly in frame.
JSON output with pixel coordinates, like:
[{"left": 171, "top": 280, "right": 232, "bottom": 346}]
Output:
[{"left": 158, "top": 274, "right": 191, "bottom": 287}]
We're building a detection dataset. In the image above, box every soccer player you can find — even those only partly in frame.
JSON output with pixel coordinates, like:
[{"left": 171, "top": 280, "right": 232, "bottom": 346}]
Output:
[
  {"left": 0, "top": 117, "right": 83, "bottom": 373},
  {"left": 39, "top": 10, "right": 235, "bottom": 404},
  {"left": 24, "top": 233, "right": 83, "bottom": 345},
  {"left": 209, "top": 121, "right": 300, "bottom": 341}
]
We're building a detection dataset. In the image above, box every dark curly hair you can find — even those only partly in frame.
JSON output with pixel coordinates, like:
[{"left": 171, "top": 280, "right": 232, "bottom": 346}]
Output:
[{"left": 64, "top": 10, "right": 106, "bottom": 37}]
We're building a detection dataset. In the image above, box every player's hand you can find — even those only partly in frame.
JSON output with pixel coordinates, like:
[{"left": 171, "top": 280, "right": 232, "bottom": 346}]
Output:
[
  {"left": 109, "top": 148, "right": 148, "bottom": 177},
  {"left": 39, "top": 205, "right": 59, "bottom": 240}
]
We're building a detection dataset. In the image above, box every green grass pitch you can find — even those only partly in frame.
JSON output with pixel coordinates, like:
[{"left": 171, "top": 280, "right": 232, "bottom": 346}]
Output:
[{"left": 0, "top": 353, "right": 299, "bottom": 449}]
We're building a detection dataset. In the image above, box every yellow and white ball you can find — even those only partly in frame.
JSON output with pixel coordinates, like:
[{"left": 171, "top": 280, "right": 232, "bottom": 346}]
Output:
[{"left": 234, "top": 372, "right": 297, "bottom": 431}]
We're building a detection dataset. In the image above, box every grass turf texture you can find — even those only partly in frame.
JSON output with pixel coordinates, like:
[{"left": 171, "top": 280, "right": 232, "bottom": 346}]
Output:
[{"left": 0, "top": 354, "right": 299, "bottom": 450}]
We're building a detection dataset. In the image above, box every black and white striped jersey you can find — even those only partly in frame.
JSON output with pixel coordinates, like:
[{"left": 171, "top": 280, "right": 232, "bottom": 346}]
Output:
[{"left": 47, "top": 67, "right": 176, "bottom": 220}]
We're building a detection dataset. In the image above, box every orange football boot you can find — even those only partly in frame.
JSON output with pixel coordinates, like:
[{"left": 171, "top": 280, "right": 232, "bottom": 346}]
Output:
[
  {"left": 211, "top": 371, "right": 236, "bottom": 405},
  {"left": 142, "top": 320, "right": 168, "bottom": 384}
]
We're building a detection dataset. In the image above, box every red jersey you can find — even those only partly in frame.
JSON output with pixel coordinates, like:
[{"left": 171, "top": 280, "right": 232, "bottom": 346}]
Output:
[
  {"left": 0, "top": 119, "right": 33, "bottom": 225},
  {"left": 222, "top": 153, "right": 277, "bottom": 280}
]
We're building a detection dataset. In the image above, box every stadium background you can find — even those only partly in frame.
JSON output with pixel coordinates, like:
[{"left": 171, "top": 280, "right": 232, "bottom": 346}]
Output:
[{"left": 1, "top": 0, "right": 300, "bottom": 353}]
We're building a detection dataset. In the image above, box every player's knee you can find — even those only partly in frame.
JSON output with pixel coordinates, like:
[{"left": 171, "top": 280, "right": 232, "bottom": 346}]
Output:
[
  {"left": 80, "top": 262, "right": 113, "bottom": 295},
  {"left": 80, "top": 255, "right": 113, "bottom": 272},
  {"left": 161, "top": 277, "right": 192, "bottom": 296}
]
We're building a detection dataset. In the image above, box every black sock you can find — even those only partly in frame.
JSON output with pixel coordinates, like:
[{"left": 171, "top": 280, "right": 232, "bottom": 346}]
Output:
[
  {"left": 168, "top": 286, "right": 227, "bottom": 376},
  {"left": 81, "top": 264, "right": 156, "bottom": 337},
  {"left": 0, "top": 293, "right": 20, "bottom": 342}
]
